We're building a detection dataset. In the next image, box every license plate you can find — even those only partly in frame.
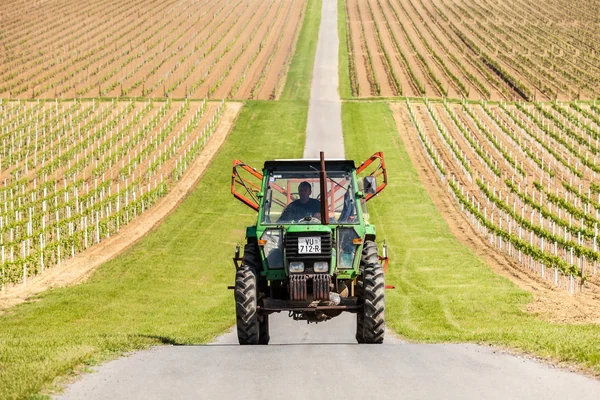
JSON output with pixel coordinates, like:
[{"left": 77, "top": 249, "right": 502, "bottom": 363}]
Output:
[{"left": 298, "top": 237, "right": 321, "bottom": 254}]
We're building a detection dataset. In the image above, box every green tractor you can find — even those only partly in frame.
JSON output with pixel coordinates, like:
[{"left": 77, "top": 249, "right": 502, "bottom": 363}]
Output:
[{"left": 230, "top": 152, "right": 390, "bottom": 344}]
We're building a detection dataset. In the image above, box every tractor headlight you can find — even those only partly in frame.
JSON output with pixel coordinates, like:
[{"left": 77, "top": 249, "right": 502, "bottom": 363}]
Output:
[
  {"left": 313, "top": 261, "right": 329, "bottom": 273},
  {"left": 337, "top": 228, "right": 360, "bottom": 269},
  {"left": 289, "top": 261, "right": 305, "bottom": 273},
  {"left": 261, "top": 229, "right": 283, "bottom": 269}
]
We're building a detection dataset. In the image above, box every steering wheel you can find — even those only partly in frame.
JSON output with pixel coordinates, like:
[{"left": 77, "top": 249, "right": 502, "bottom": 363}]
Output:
[{"left": 296, "top": 215, "right": 321, "bottom": 223}]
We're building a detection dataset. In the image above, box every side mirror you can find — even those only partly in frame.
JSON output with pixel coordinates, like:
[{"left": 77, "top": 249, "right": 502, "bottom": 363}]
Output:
[{"left": 363, "top": 176, "right": 377, "bottom": 195}]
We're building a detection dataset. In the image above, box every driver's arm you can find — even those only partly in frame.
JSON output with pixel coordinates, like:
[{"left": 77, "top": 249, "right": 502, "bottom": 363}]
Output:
[{"left": 277, "top": 204, "right": 294, "bottom": 222}]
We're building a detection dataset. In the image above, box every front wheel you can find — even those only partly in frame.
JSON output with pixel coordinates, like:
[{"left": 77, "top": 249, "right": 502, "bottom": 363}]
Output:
[
  {"left": 235, "top": 266, "right": 259, "bottom": 345},
  {"left": 235, "top": 243, "right": 262, "bottom": 345},
  {"left": 356, "top": 241, "right": 385, "bottom": 344}
]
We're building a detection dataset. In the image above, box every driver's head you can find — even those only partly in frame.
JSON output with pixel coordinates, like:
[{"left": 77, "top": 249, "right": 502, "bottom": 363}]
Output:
[{"left": 298, "top": 181, "right": 312, "bottom": 203}]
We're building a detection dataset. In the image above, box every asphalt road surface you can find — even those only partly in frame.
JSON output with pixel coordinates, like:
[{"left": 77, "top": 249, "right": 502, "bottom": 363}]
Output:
[
  {"left": 58, "top": 314, "right": 600, "bottom": 400},
  {"left": 57, "top": 1, "right": 600, "bottom": 399},
  {"left": 304, "top": 0, "right": 344, "bottom": 159}
]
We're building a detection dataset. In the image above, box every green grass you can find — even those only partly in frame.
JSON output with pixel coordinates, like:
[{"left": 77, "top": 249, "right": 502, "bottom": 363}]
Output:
[
  {"left": 342, "top": 101, "right": 600, "bottom": 374},
  {"left": 337, "top": 0, "right": 352, "bottom": 99},
  {"left": 0, "top": 0, "right": 321, "bottom": 398},
  {"left": 280, "top": 0, "right": 321, "bottom": 102}
]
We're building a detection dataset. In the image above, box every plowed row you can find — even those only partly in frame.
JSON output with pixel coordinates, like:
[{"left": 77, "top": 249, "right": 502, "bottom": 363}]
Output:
[
  {"left": 347, "top": 0, "right": 600, "bottom": 101},
  {"left": 0, "top": 0, "right": 306, "bottom": 100},
  {"left": 0, "top": 98, "right": 234, "bottom": 287},
  {"left": 391, "top": 100, "right": 600, "bottom": 293}
]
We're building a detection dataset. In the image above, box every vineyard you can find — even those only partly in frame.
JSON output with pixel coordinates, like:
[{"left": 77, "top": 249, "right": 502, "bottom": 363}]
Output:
[
  {"left": 346, "top": 0, "right": 600, "bottom": 100},
  {"left": 0, "top": 98, "right": 231, "bottom": 287},
  {"left": 0, "top": 0, "right": 306, "bottom": 100},
  {"left": 392, "top": 99, "right": 600, "bottom": 293}
]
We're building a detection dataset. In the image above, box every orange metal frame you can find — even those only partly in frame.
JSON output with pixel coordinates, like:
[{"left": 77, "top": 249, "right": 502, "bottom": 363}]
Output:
[
  {"left": 232, "top": 152, "right": 387, "bottom": 211},
  {"left": 231, "top": 160, "right": 263, "bottom": 212},
  {"left": 356, "top": 152, "right": 388, "bottom": 201}
]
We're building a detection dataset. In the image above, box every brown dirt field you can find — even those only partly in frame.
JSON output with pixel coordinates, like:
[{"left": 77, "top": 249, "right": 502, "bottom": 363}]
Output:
[
  {"left": 159, "top": 0, "right": 256, "bottom": 98},
  {"left": 0, "top": 0, "right": 304, "bottom": 100},
  {"left": 233, "top": 3, "right": 289, "bottom": 99},
  {"left": 357, "top": 0, "right": 396, "bottom": 97},
  {"left": 0, "top": 102, "right": 243, "bottom": 311},
  {"left": 212, "top": 1, "right": 285, "bottom": 99},
  {"left": 390, "top": 102, "right": 600, "bottom": 324},
  {"left": 389, "top": 0, "right": 461, "bottom": 98},
  {"left": 266, "top": 0, "right": 308, "bottom": 100},
  {"left": 346, "top": 1, "right": 373, "bottom": 97},
  {"left": 398, "top": 0, "right": 466, "bottom": 98},
  {"left": 242, "top": 0, "right": 305, "bottom": 100},
  {"left": 348, "top": 0, "right": 379, "bottom": 96},
  {"left": 367, "top": 0, "right": 411, "bottom": 97},
  {"left": 378, "top": 0, "right": 440, "bottom": 97},
  {"left": 342, "top": 0, "right": 600, "bottom": 100},
  {"left": 400, "top": 0, "right": 499, "bottom": 100}
]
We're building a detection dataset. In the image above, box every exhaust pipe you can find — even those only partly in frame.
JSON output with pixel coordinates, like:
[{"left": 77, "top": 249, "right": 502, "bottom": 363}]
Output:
[{"left": 319, "top": 151, "right": 329, "bottom": 225}]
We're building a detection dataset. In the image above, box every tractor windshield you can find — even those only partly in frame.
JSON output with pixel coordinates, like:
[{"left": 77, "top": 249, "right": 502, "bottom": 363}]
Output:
[{"left": 261, "top": 170, "right": 359, "bottom": 224}]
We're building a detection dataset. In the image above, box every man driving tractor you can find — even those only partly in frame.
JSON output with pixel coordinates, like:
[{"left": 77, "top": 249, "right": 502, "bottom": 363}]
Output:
[{"left": 278, "top": 181, "right": 321, "bottom": 222}]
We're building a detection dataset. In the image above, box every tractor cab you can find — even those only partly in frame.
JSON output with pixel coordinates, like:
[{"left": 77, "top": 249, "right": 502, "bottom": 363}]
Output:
[{"left": 260, "top": 159, "right": 361, "bottom": 225}]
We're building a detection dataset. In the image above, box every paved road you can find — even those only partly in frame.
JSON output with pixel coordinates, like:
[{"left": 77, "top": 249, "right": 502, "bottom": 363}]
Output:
[
  {"left": 58, "top": 314, "right": 600, "bottom": 400},
  {"left": 57, "top": 1, "right": 600, "bottom": 399},
  {"left": 304, "top": 0, "right": 344, "bottom": 158}
]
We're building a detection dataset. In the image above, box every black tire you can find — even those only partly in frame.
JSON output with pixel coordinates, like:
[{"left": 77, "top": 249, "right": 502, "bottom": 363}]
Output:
[
  {"left": 258, "top": 314, "right": 270, "bottom": 345},
  {"left": 356, "top": 241, "right": 385, "bottom": 344},
  {"left": 355, "top": 312, "right": 365, "bottom": 343},
  {"left": 235, "top": 243, "right": 261, "bottom": 345}
]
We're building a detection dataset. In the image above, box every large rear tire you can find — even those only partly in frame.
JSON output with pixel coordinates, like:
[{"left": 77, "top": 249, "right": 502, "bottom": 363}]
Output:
[
  {"left": 258, "top": 314, "right": 270, "bottom": 345},
  {"left": 356, "top": 241, "right": 385, "bottom": 344},
  {"left": 355, "top": 312, "right": 365, "bottom": 344},
  {"left": 235, "top": 243, "right": 261, "bottom": 345}
]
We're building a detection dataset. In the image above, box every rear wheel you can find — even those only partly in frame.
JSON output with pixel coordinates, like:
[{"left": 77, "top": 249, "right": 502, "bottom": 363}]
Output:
[
  {"left": 235, "top": 243, "right": 261, "bottom": 345},
  {"left": 258, "top": 314, "right": 270, "bottom": 345},
  {"left": 356, "top": 241, "right": 385, "bottom": 344},
  {"left": 355, "top": 312, "right": 365, "bottom": 343}
]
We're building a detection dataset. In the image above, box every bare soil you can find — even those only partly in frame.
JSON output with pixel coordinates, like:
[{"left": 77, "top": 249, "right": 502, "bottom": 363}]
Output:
[
  {"left": 0, "top": 102, "right": 243, "bottom": 311},
  {"left": 0, "top": 0, "right": 304, "bottom": 100},
  {"left": 343, "top": 0, "right": 600, "bottom": 100},
  {"left": 390, "top": 102, "right": 600, "bottom": 325}
]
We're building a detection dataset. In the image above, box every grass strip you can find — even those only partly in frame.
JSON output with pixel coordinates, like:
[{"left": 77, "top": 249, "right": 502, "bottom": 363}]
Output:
[
  {"left": 342, "top": 101, "right": 600, "bottom": 375},
  {"left": 0, "top": 0, "right": 322, "bottom": 398},
  {"left": 279, "top": 0, "right": 321, "bottom": 102},
  {"left": 337, "top": 0, "right": 352, "bottom": 99}
]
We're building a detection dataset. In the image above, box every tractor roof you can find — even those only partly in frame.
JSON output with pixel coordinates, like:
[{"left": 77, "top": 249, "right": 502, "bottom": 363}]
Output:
[{"left": 264, "top": 159, "right": 356, "bottom": 171}]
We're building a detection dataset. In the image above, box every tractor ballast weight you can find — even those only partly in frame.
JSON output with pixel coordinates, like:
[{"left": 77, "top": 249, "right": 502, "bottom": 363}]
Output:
[{"left": 231, "top": 152, "right": 390, "bottom": 344}]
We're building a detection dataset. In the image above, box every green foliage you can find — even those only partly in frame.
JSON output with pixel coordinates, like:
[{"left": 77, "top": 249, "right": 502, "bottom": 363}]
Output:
[
  {"left": 424, "top": 100, "right": 470, "bottom": 176},
  {"left": 366, "top": 1, "right": 401, "bottom": 95},
  {"left": 481, "top": 102, "right": 552, "bottom": 177},
  {"left": 462, "top": 102, "right": 525, "bottom": 176},
  {"left": 443, "top": 102, "right": 501, "bottom": 176},
  {"left": 503, "top": 102, "right": 578, "bottom": 177},
  {"left": 280, "top": 0, "right": 322, "bottom": 102},
  {"left": 406, "top": 101, "right": 446, "bottom": 175},
  {"left": 338, "top": 0, "right": 355, "bottom": 98}
]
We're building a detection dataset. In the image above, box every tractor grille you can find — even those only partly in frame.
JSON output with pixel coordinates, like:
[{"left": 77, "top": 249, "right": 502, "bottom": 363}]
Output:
[{"left": 285, "top": 232, "right": 332, "bottom": 263}]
